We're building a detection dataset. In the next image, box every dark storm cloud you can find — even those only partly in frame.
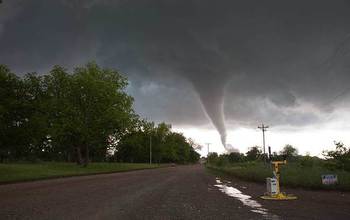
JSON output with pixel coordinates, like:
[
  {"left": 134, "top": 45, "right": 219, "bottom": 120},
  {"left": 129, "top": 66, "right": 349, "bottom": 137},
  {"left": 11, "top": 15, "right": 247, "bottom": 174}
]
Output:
[{"left": 1, "top": 0, "right": 350, "bottom": 147}]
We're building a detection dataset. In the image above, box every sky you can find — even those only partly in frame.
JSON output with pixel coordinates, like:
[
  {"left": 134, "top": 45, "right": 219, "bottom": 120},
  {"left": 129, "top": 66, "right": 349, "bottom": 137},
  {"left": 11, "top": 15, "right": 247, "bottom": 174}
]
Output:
[{"left": 1, "top": 0, "right": 350, "bottom": 156}]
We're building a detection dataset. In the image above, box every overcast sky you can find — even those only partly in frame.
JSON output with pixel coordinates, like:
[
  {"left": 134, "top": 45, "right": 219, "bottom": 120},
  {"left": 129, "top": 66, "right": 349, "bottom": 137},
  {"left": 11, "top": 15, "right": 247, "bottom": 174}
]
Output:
[{"left": 1, "top": 0, "right": 350, "bottom": 155}]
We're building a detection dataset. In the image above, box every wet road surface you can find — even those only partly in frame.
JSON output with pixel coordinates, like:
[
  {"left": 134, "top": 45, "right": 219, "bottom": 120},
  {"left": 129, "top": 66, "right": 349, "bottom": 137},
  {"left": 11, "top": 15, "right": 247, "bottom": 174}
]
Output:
[{"left": 0, "top": 165, "right": 349, "bottom": 219}]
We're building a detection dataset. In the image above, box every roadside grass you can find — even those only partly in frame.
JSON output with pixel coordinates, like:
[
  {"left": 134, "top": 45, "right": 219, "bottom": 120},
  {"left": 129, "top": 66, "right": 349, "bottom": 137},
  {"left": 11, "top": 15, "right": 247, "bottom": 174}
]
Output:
[
  {"left": 0, "top": 162, "right": 162, "bottom": 184},
  {"left": 207, "top": 162, "right": 350, "bottom": 191}
]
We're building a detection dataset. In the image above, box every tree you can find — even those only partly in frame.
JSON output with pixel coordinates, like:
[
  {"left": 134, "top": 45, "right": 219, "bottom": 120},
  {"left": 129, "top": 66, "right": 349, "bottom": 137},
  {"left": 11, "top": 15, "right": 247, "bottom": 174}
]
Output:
[
  {"left": 323, "top": 142, "right": 350, "bottom": 171},
  {"left": 0, "top": 63, "right": 201, "bottom": 165},
  {"left": 207, "top": 152, "right": 218, "bottom": 164},
  {"left": 280, "top": 144, "right": 298, "bottom": 160},
  {"left": 246, "top": 146, "right": 261, "bottom": 161},
  {"left": 22, "top": 73, "right": 52, "bottom": 161},
  {"left": 188, "top": 147, "right": 201, "bottom": 163},
  {"left": 0, "top": 65, "right": 55, "bottom": 161},
  {"left": 116, "top": 122, "right": 200, "bottom": 164},
  {"left": 0, "top": 65, "right": 26, "bottom": 161},
  {"left": 152, "top": 123, "right": 171, "bottom": 163},
  {"left": 115, "top": 131, "right": 149, "bottom": 163},
  {"left": 45, "top": 62, "right": 136, "bottom": 165},
  {"left": 227, "top": 152, "right": 245, "bottom": 163}
]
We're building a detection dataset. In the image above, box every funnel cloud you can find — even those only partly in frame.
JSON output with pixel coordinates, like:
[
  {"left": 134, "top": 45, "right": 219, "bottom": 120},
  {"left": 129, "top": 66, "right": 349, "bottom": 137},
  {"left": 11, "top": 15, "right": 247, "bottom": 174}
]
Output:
[
  {"left": 1, "top": 0, "right": 350, "bottom": 151},
  {"left": 196, "top": 83, "right": 227, "bottom": 147}
]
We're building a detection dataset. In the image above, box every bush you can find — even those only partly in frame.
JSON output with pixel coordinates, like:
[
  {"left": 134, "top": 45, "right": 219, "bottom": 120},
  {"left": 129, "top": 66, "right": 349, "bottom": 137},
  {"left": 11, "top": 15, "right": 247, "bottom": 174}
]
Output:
[
  {"left": 227, "top": 152, "right": 245, "bottom": 163},
  {"left": 299, "top": 155, "right": 315, "bottom": 167}
]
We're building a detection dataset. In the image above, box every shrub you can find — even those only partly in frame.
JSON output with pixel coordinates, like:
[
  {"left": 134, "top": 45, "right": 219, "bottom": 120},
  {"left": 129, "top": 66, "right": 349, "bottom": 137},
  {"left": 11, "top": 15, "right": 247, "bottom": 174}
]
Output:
[{"left": 299, "top": 155, "right": 314, "bottom": 167}]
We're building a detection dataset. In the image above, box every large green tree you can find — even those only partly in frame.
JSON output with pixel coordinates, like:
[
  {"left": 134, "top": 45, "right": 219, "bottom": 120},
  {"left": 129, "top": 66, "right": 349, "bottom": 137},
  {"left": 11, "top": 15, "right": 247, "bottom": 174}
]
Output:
[
  {"left": 0, "top": 63, "right": 137, "bottom": 165},
  {"left": 46, "top": 63, "right": 136, "bottom": 165},
  {"left": 280, "top": 144, "right": 298, "bottom": 160},
  {"left": 0, "top": 65, "right": 26, "bottom": 161},
  {"left": 246, "top": 146, "right": 262, "bottom": 161}
]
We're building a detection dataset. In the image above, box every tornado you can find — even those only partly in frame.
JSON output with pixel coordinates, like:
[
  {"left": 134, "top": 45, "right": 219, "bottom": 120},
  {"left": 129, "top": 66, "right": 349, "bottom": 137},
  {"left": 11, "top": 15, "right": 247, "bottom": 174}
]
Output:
[{"left": 193, "top": 80, "right": 229, "bottom": 150}]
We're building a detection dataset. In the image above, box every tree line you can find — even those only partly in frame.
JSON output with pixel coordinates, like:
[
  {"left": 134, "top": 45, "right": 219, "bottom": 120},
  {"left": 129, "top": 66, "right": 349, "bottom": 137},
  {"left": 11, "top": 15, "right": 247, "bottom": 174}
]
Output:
[
  {"left": 208, "top": 143, "right": 350, "bottom": 172},
  {"left": 0, "top": 63, "right": 200, "bottom": 165}
]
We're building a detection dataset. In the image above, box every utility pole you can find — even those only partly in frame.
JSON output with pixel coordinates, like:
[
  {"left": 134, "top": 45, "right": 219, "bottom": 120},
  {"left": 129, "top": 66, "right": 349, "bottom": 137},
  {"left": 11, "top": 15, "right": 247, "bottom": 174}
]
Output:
[
  {"left": 206, "top": 143, "right": 211, "bottom": 163},
  {"left": 258, "top": 123, "right": 269, "bottom": 163},
  {"left": 149, "top": 135, "right": 152, "bottom": 164}
]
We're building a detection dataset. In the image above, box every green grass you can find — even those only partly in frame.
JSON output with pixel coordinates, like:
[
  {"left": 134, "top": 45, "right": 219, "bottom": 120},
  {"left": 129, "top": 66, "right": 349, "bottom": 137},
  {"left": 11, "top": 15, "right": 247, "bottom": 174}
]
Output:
[
  {"left": 207, "top": 162, "right": 350, "bottom": 191},
  {"left": 0, "top": 162, "right": 162, "bottom": 184}
]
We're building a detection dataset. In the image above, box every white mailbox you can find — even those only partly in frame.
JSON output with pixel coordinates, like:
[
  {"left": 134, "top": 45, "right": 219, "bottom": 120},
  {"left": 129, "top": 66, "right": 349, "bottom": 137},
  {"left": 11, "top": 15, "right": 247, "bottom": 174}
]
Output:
[{"left": 266, "top": 178, "right": 277, "bottom": 195}]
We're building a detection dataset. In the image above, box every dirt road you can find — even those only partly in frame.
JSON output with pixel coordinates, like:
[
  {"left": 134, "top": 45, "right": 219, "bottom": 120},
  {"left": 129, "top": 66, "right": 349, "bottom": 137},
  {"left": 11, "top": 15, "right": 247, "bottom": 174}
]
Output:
[{"left": 0, "top": 165, "right": 349, "bottom": 219}]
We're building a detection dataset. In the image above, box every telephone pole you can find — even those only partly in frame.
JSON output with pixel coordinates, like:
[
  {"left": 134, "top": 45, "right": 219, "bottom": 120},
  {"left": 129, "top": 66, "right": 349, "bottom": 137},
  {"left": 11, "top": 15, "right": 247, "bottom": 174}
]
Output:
[
  {"left": 258, "top": 123, "right": 269, "bottom": 163},
  {"left": 149, "top": 135, "right": 152, "bottom": 164},
  {"left": 206, "top": 143, "right": 211, "bottom": 162}
]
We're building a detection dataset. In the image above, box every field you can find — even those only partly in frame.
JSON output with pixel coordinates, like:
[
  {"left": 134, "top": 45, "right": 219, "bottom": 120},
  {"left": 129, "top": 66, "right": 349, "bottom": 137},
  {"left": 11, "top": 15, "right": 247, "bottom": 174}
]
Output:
[
  {"left": 0, "top": 162, "right": 161, "bottom": 184},
  {"left": 207, "top": 161, "right": 350, "bottom": 191}
]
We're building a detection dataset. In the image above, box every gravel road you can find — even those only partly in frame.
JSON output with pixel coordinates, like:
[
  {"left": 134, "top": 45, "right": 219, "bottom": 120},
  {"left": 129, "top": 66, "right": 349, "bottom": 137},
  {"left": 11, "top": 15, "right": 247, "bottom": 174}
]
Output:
[{"left": 0, "top": 165, "right": 349, "bottom": 220}]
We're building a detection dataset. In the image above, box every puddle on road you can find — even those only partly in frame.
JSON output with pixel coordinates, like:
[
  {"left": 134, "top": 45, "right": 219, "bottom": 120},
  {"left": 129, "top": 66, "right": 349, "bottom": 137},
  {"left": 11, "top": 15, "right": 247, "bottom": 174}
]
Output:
[{"left": 214, "top": 178, "right": 279, "bottom": 220}]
